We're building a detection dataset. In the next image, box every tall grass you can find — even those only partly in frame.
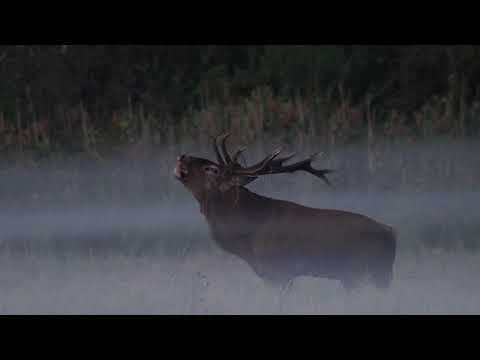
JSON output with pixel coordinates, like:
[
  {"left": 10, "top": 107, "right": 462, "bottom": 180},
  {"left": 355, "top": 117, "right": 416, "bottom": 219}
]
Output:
[
  {"left": 1, "top": 85, "right": 479, "bottom": 257},
  {"left": 1, "top": 84, "right": 480, "bottom": 161}
]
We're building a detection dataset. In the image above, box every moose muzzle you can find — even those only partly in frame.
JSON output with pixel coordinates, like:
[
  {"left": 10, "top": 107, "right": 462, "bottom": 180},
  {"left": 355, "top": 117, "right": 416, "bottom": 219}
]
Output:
[{"left": 174, "top": 155, "right": 190, "bottom": 180}]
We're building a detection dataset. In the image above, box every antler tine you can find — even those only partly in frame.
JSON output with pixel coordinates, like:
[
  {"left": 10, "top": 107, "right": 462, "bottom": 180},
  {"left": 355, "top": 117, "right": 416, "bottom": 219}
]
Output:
[
  {"left": 213, "top": 133, "right": 227, "bottom": 166},
  {"left": 257, "top": 151, "right": 334, "bottom": 186},
  {"left": 304, "top": 153, "right": 334, "bottom": 185},
  {"left": 232, "top": 147, "right": 283, "bottom": 176},
  {"left": 267, "top": 152, "right": 297, "bottom": 168},
  {"left": 219, "top": 132, "right": 233, "bottom": 165},
  {"left": 309, "top": 168, "right": 334, "bottom": 186},
  {"left": 232, "top": 147, "right": 246, "bottom": 165}
]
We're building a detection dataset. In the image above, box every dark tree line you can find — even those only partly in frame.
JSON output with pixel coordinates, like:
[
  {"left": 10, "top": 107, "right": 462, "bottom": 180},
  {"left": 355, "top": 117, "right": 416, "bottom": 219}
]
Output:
[{"left": 1, "top": 45, "right": 479, "bottom": 127}]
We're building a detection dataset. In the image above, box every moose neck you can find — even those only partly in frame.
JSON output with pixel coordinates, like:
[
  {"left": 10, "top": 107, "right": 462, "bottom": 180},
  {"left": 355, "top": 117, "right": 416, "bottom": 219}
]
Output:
[
  {"left": 196, "top": 186, "right": 278, "bottom": 228},
  {"left": 196, "top": 187, "right": 248, "bottom": 219},
  {"left": 194, "top": 186, "right": 275, "bottom": 259}
]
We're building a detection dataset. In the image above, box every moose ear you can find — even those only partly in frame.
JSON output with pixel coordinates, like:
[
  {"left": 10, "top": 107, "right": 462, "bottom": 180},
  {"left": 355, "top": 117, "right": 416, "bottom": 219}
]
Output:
[{"left": 219, "top": 176, "right": 257, "bottom": 192}]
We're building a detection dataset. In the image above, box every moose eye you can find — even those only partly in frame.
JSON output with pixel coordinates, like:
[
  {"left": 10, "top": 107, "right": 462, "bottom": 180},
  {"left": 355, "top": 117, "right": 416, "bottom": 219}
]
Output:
[{"left": 204, "top": 165, "right": 219, "bottom": 175}]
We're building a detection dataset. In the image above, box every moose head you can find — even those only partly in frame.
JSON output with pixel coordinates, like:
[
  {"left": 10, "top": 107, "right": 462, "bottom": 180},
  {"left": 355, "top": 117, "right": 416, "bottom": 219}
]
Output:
[{"left": 174, "top": 132, "right": 333, "bottom": 201}]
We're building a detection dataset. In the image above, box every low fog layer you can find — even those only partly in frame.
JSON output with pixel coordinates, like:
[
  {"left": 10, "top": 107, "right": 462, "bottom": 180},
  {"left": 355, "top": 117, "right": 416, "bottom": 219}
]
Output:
[{"left": 0, "top": 140, "right": 479, "bottom": 314}]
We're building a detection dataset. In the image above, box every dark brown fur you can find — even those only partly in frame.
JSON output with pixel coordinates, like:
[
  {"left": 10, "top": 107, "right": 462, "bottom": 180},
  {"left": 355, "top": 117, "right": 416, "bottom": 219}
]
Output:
[{"left": 175, "top": 153, "right": 396, "bottom": 291}]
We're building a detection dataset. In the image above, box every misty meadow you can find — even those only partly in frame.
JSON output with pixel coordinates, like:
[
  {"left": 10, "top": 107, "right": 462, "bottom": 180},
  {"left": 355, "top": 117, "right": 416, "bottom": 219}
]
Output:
[{"left": 0, "top": 45, "right": 479, "bottom": 314}]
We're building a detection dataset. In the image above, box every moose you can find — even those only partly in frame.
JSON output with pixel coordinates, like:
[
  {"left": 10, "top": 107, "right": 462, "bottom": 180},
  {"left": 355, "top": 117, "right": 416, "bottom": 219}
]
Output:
[{"left": 174, "top": 133, "right": 396, "bottom": 291}]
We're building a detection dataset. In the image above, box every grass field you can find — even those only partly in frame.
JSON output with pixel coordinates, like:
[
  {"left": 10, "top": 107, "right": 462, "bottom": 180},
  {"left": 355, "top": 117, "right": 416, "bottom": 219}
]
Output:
[
  {"left": 0, "top": 140, "right": 479, "bottom": 314},
  {"left": 1, "top": 247, "right": 479, "bottom": 314}
]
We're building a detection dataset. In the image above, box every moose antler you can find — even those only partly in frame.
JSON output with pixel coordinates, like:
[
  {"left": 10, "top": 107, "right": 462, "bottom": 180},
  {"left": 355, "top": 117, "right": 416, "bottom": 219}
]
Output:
[
  {"left": 229, "top": 148, "right": 283, "bottom": 175},
  {"left": 219, "top": 132, "right": 233, "bottom": 165},
  {"left": 213, "top": 132, "right": 230, "bottom": 166},
  {"left": 232, "top": 150, "right": 333, "bottom": 186},
  {"left": 255, "top": 152, "right": 334, "bottom": 186},
  {"left": 214, "top": 132, "right": 250, "bottom": 169},
  {"left": 212, "top": 132, "right": 334, "bottom": 186}
]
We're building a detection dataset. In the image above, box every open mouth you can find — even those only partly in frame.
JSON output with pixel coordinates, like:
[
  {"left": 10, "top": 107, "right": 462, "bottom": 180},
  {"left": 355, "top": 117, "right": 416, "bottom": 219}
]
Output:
[{"left": 174, "top": 164, "right": 189, "bottom": 180}]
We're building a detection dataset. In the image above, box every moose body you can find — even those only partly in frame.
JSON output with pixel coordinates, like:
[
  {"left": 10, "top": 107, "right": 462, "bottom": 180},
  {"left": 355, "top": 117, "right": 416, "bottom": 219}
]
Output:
[{"left": 175, "top": 133, "right": 396, "bottom": 290}]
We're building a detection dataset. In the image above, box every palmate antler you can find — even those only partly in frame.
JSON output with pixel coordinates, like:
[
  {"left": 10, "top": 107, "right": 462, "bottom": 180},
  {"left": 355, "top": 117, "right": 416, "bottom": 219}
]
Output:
[{"left": 213, "top": 132, "right": 334, "bottom": 186}]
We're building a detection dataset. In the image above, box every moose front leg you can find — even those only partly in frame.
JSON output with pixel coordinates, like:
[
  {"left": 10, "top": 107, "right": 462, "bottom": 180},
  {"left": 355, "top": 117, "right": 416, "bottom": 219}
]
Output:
[{"left": 277, "top": 278, "right": 295, "bottom": 314}]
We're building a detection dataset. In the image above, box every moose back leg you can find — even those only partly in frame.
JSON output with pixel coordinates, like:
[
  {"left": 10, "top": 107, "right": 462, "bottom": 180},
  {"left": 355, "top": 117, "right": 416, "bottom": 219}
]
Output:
[
  {"left": 370, "top": 232, "right": 396, "bottom": 290},
  {"left": 369, "top": 257, "right": 394, "bottom": 290},
  {"left": 340, "top": 258, "right": 368, "bottom": 293}
]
